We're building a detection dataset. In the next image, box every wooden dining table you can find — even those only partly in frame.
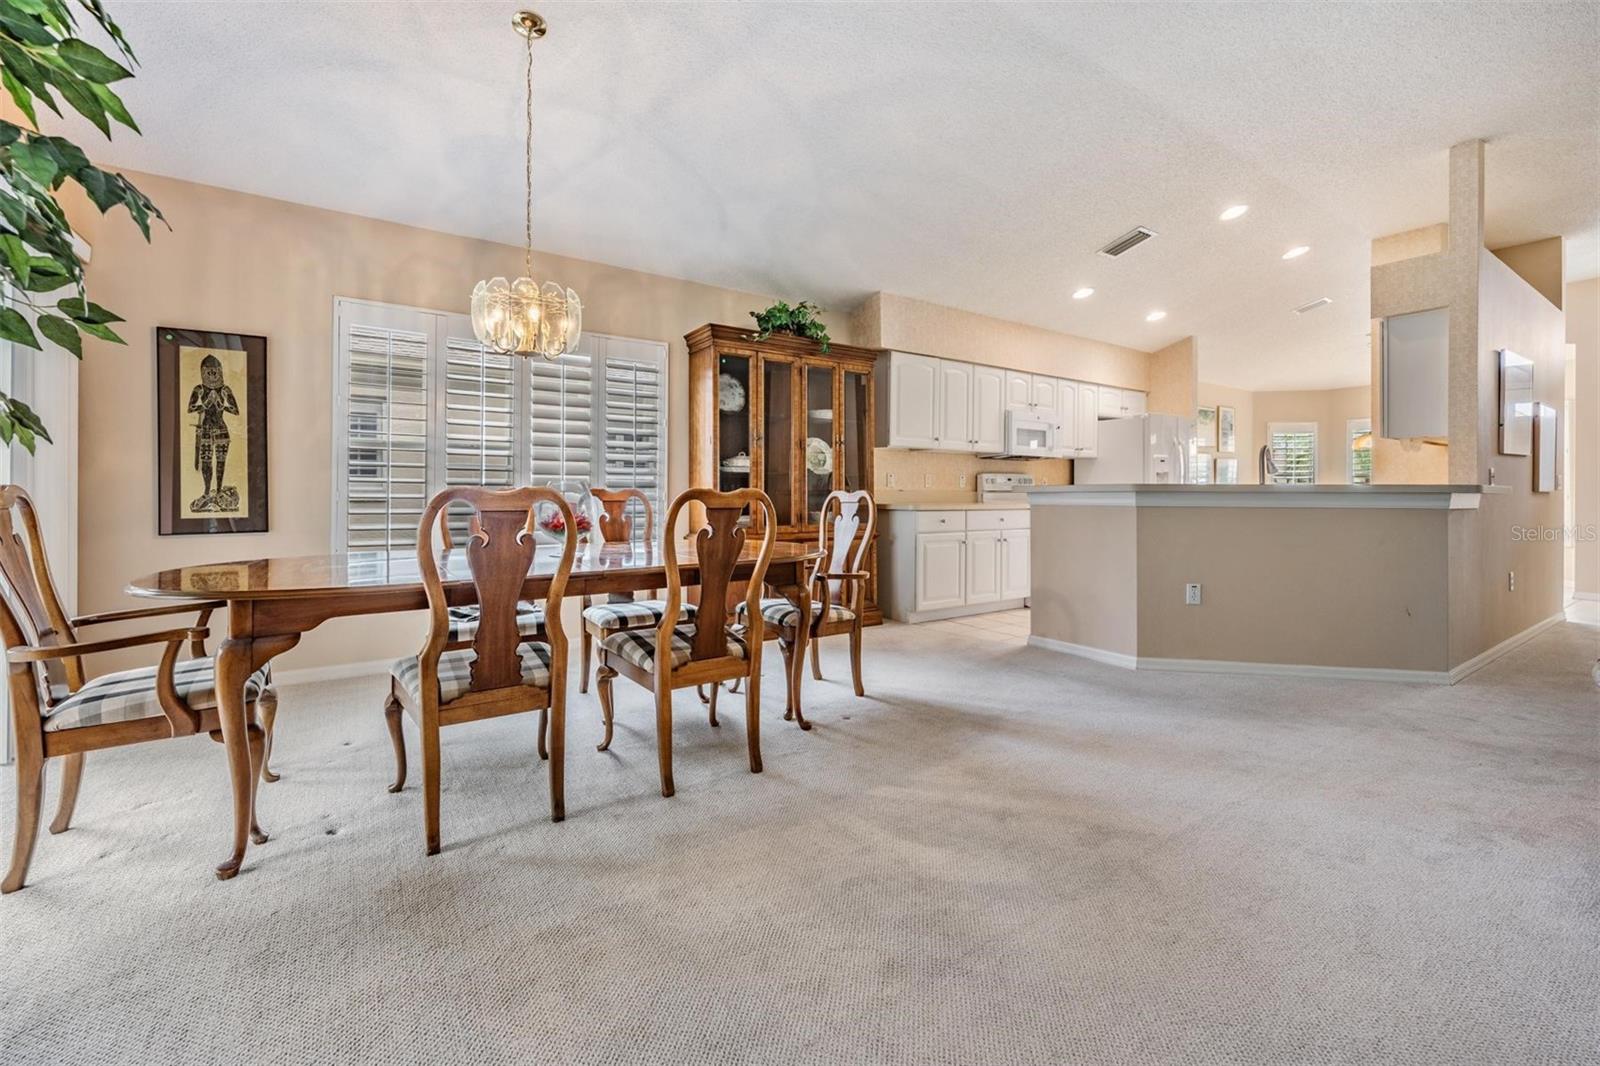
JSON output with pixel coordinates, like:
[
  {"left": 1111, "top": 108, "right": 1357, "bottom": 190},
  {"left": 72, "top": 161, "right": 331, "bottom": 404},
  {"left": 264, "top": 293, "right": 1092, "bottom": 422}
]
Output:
[{"left": 128, "top": 538, "right": 821, "bottom": 881}]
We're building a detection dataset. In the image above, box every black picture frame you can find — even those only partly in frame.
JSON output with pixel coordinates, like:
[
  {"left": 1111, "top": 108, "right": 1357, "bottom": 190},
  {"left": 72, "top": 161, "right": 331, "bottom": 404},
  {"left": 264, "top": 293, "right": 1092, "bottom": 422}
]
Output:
[{"left": 156, "top": 326, "right": 268, "bottom": 535}]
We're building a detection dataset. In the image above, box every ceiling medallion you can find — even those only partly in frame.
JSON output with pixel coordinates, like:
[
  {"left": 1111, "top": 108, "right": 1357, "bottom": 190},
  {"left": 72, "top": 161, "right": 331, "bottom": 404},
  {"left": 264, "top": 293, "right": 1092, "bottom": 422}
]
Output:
[{"left": 470, "top": 11, "right": 582, "bottom": 359}]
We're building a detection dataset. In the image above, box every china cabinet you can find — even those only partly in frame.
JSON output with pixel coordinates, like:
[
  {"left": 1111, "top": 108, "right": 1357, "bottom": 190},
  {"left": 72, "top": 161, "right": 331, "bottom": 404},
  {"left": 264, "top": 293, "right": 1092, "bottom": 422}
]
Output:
[{"left": 687, "top": 323, "right": 883, "bottom": 621}]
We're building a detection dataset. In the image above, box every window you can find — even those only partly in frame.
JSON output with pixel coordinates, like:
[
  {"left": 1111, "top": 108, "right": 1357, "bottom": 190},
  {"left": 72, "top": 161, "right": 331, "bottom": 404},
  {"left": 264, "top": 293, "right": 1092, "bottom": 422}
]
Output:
[
  {"left": 1267, "top": 422, "right": 1318, "bottom": 484},
  {"left": 333, "top": 299, "right": 667, "bottom": 552},
  {"left": 1347, "top": 418, "right": 1373, "bottom": 484}
]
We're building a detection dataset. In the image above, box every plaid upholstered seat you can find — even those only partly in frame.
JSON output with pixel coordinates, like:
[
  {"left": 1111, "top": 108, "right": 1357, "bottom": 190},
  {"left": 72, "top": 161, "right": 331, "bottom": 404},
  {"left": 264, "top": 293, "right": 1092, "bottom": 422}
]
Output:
[
  {"left": 392, "top": 643, "right": 553, "bottom": 704},
  {"left": 43, "top": 658, "right": 271, "bottom": 733},
  {"left": 582, "top": 599, "right": 696, "bottom": 632},
  {"left": 599, "top": 625, "right": 746, "bottom": 673},
  {"left": 445, "top": 602, "right": 545, "bottom": 642},
  {"left": 736, "top": 598, "right": 855, "bottom": 630}
]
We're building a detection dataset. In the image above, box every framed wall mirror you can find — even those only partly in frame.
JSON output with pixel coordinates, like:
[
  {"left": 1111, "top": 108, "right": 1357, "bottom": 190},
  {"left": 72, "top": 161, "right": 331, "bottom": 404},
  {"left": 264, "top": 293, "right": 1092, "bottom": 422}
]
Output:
[{"left": 1498, "top": 349, "right": 1534, "bottom": 456}]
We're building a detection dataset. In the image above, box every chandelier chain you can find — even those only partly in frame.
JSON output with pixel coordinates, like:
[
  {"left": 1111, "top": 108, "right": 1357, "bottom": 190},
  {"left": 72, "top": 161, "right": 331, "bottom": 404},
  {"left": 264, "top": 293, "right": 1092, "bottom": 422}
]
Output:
[{"left": 524, "top": 28, "right": 534, "bottom": 279}]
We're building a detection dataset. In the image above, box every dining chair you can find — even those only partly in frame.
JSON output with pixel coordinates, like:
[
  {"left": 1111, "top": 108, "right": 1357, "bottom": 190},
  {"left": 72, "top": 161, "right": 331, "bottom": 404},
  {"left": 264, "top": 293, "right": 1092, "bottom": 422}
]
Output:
[
  {"left": 383, "top": 485, "right": 576, "bottom": 854},
  {"left": 0, "top": 484, "right": 276, "bottom": 893},
  {"left": 576, "top": 487, "right": 697, "bottom": 693},
  {"left": 593, "top": 487, "right": 776, "bottom": 797},
  {"left": 739, "top": 490, "right": 875, "bottom": 710},
  {"left": 436, "top": 506, "right": 547, "bottom": 643}
]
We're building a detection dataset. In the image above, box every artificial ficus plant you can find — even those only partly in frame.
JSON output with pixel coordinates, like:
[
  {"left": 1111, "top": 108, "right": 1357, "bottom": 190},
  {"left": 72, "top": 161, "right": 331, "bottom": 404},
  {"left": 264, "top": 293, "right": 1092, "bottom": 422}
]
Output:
[
  {"left": 750, "top": 299, "right": 830, "bottom": 353},
  {"left": 0, "top": 0, "right": 162, "bottom": 451}
]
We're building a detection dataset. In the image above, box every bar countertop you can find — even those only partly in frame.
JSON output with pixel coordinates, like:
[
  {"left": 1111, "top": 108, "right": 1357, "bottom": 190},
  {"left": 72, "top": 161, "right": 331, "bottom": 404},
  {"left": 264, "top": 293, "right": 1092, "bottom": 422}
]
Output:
[{"left": 1025, "top": 483, "right": 1509, "bottom": 509}]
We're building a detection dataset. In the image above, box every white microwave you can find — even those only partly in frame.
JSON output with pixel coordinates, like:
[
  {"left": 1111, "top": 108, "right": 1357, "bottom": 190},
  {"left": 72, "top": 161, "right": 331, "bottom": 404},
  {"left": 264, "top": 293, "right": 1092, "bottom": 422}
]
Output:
[{"left": 991, "top": 409, "right": 1059, "bottom": 458}]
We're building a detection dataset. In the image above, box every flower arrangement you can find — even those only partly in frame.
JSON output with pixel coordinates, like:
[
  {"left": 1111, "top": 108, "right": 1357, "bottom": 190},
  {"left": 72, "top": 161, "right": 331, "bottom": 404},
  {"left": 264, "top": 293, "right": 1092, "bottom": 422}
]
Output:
[{"left": 539, "top": 508, "right": 592, "bottom": 541}]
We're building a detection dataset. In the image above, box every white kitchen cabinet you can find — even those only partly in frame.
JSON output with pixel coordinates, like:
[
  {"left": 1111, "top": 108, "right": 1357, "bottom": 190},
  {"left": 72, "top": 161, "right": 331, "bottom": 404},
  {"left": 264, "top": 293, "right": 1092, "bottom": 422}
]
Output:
[
  {"left": 1097, "top": 386, "right": 1125, "bottom": 419},
  {"left": 914, "top": 531, "right": 967, "bottom": 611},
  {"left": 1029, "top": 375, "right": 1059, "bottom": 415},
  {"left": 1075, "top": 383, "right": 1099, "bottom": 457},
  {"left": 1124, "top": 390, "right": 1147, "bottom": 416},
  {"left": 935, "top": 359, "right": 974, "bottom": 451},
  {"left": 1001, "top": 530, "right": 1031, "bottom": 600},
  {"left": 964, "top": 529, "right": 1003, "bottom": 604},
  {"left": 971, "top": 363, "right": 1006, "bottom": 455},
  {"left": 883, "top": 351, "right": 940, "bottom": 448},
  {"left": 1004, "top": 370, "right": 1032, "bottom": 412},
  {"left": 881, "top": 508, "right": 1031, "bottom": 622},
  {"left": 1056, "top": 378, "right": 1079, "bottom": 456}
]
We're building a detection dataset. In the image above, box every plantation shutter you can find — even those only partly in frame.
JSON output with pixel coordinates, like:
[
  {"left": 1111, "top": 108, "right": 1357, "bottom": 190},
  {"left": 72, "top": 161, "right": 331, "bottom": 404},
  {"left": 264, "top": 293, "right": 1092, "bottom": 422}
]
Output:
[
  {"left": 528, "top": 352, "right": 594, "bottom": 487},
  {"left": 1349, "top": 419, "right": 1373, "bottom": 484},
  {"left": 1268, "top": 423, "right": 1317, "bottom": 484},
  {"left": 338, "top": 307, "right": 431, "bottom": 551},
  {"left": 599, "top": 338, "right": 667, "bottom": 522}
]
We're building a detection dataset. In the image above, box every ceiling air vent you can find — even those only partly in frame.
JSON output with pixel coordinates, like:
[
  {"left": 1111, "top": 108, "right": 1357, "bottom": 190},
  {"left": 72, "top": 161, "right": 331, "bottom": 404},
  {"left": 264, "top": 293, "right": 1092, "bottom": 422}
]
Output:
[
  {"left": 1097, "top": 226, "right": 1157, "bottom": 258},
  {"left": 1293, "top": 297, "right": 1333, "bottom": 314}
]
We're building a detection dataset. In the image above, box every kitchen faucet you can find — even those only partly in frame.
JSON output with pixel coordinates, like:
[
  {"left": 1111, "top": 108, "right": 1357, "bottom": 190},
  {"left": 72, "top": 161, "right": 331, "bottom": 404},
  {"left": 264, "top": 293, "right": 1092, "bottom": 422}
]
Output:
[{"left": 1258, "top": 444, "right": 1279, "bottom": 485}]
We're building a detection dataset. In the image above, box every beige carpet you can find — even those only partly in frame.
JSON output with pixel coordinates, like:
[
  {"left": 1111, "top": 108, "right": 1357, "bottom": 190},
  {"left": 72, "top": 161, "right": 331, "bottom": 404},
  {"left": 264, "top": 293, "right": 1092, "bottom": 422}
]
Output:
[{"left": 2, "top": 618, "right": 1596, "bottom": 1064}]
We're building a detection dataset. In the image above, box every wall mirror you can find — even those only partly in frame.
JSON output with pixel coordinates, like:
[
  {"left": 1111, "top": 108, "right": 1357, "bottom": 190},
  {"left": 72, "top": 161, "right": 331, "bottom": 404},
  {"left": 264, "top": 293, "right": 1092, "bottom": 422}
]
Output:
[{"left": 1498, "top": 349, "right": 1534, "bottom": 456}]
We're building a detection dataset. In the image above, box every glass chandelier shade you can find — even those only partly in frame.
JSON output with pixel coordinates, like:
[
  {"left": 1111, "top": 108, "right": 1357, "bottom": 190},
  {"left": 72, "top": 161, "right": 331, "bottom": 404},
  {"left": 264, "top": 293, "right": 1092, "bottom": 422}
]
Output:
[
  {"left": 470, "top": 276, "right": 581, "bottom": 359},
  {"left": 471, "top": 11, "right": 582, "bottom": 360}
]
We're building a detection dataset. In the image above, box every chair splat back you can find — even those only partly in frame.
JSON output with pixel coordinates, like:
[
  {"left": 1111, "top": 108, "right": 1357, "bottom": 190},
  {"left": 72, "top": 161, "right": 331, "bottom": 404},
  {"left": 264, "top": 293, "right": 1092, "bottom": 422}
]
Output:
[
  {"left": 816, "top": 490, "right": 876, "bottom": 601},
  {"left": 0, "top": 486, "right": 79, "bottom": 698},
  {"left": 660, "top": 488, "right": 777, "bottom": 663},
  {"left": 591, "top": 487, "right": 653, "bottom": 545},
  {"left": 415, "top": 486, "right": 575, "bottom": 697}
]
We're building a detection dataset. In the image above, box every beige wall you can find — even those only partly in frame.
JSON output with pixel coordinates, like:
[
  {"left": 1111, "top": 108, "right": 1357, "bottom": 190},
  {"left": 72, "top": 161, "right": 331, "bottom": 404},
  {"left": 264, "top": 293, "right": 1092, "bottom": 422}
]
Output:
[
  {"left": 1491, "top": 237, "right": 1564, "bottom": 310},
  {"left": 1029, "top": 505, "right": 1138, "bottom": 657},
  {"left": 66, "top": 171, "right": 857, "bottom": 670},
  {"left": 1568, "top": 277, "right": 1599, "bottom": 596},
  {"left": 1253, "top": 386, "right": 1372, "bottom": 484},
  {"left": 1147, "top": 337, "right": 1198, "bottom": 418},
  {"left": 853, "top": 291, "right": 1150, "bottom": 389},
  {"left": 874, "top": 449, "right": 1069, "bottom": 503},
  {"left": 1197, "top": 381, "right": 1255, "bottom": 481}
]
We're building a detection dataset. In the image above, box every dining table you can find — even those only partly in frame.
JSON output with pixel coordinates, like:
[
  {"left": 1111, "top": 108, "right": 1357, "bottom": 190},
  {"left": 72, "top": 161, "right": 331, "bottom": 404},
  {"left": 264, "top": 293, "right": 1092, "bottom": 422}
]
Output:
[{"left": 128, "top": 537, "right": 822, "bottom": 880}]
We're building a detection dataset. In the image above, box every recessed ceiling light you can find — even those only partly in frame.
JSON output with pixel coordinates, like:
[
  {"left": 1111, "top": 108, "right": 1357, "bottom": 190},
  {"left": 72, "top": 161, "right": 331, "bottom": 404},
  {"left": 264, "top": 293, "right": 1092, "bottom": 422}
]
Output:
[
  {"left": 1219, "top": 204, "right": 1249, "bottom": 221},
  {"left": 1145, "top": 310, "right": 1167, "bottom": 322},
  {"left": 1072, "top": 287, "right": 1095, "bottom": 300},
  {"left": 1282, "top": 245, "right": 1310, "bottom": 260}
]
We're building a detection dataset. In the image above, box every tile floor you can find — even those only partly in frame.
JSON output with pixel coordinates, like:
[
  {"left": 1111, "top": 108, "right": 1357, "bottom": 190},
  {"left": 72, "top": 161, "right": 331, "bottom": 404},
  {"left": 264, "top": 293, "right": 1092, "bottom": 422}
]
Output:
[{"left": 914, "top": 606, "right": 1031, "bottom": 645}]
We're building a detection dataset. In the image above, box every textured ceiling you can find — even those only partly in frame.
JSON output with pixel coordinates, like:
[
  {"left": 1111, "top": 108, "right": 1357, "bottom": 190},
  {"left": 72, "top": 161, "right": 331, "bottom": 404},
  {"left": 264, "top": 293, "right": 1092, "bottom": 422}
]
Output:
[{"left": 45, "top": 1, "right": 1600, "bottom": 390}]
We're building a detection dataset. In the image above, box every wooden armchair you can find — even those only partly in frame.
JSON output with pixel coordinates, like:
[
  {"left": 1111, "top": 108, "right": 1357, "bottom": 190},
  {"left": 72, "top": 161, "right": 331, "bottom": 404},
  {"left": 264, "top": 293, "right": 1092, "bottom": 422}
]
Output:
[
  {"left": 383, "top": 485, "right": 577, "bottom": 854},
  {"left": 577, "top": 487, "right": 697, "bottom": 693},
  {"left": 0, "top": 485, "right": 276, "bottom": 893},
  {"left": 593, "top": 488, "right": 776, "bottom": 797},
  {"left": 739, "top": 489, "right": 875, "bottom": 706}
]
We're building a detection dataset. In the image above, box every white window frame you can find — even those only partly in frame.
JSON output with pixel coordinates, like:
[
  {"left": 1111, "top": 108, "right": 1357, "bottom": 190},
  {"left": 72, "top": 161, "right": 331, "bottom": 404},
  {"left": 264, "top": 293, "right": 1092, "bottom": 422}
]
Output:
[
  {"left": 1267, "top": 421, "right": 1318, "bottom": 485},
  {"left": 331, "top": 297, "right": 667, "bottom": 553},
  {"left": 1347, "top": 417, "right": 1373, "bottom": 484}
]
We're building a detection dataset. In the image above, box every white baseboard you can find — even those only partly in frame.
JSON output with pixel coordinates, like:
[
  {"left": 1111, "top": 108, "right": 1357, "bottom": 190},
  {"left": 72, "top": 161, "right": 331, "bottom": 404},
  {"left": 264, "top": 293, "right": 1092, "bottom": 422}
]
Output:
[
  {"left": 1029, "top": 611, "right": 1569, "bottom": 685},
  {"left": 1026, "top": 634, "right": 1139, "bottom": 671},
  {"left": 1572, "top": 591, "right": 1600, "bottom": 602},
  {"left": 895, "top": 599, "right": 1028, "bottom": 625},
  {"left": 1445, "top": 612, "right": 1566, "bottom": 684},
  {"left": 270, "top": 658, "right": 391, "bottom": 687}
]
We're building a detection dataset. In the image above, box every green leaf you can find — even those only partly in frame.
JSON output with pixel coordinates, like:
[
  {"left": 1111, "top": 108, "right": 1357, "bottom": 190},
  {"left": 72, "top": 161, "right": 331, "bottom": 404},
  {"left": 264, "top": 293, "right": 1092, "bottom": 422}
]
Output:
[
  {"left": 76, "top": 320, "right": 121, "bottom": 343},
  {"left": 35, "top": 312, "right": 80, "bottom": 356},
  {"left": 0, "top": 7, "right": 56, "bottom": 45},
  {"left": 0, "top": 67, "right": 38, "bottom": 127},
  {"left": 41, "top": 67, "right": 107, "bottom": 135},
  {"left": 6, "top": 0, "right": 53, "bottom": 16},
  {"left": 14, "top": 422, "right": 35, "bottom": 452},
  {"left": 87, "top": 80, "right": 137, "bottom": 133},
  {"left": 7, "top": 139, "right": 58, "bottom": 185},
  {"left": 75, "top": 165, "right": 118, "bottom": 210},
  {"left": 0, "top": 38, "right": 59, "bottom": 117},
  {"left": 58, "top": 37, "right": 132, "bottom": 83},
  {"left": 0, "top": 306, "right": 40, "bottom": 348},
  {"left": 55, "top": 295, "right": 121, "bottom": 323},
  {"left": 0, "top": 233, "right": 31, "bottom": 285},
  {"left": 0, "top": 412, "right": 14, "bottom": 447}
]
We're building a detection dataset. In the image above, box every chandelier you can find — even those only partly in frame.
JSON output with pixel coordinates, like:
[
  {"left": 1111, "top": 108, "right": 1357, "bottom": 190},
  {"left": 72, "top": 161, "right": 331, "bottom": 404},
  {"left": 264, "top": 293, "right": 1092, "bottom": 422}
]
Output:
[{"left": 470, "top": 11, "right": 582, "bottom": 359}]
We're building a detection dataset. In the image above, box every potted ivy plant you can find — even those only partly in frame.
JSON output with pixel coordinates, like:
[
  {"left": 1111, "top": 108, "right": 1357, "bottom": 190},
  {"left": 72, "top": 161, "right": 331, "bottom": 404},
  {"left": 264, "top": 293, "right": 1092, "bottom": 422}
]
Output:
[{"left": 750, "top": 299, "right": 830, "bottom": 353}]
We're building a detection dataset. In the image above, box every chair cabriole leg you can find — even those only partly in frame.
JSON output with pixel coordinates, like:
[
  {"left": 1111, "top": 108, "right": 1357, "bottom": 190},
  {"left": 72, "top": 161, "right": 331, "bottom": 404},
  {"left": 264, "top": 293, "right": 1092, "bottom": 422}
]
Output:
[
  {"left": 49, "top": 751, "right": 84, "bottom": 835},
  {"left": 384, "top": 694, "right": 407, "bottom": 793}
]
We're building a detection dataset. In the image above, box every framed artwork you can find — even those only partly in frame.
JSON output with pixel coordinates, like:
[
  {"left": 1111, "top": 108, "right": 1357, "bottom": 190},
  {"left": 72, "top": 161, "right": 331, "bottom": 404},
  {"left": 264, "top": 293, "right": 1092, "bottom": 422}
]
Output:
[
  {"left": 1533, "top": 403, "right": 1558, "bottom": 493},
  {"left": 1218, "top": 406, "right": 1236, "bottom": 453},
  {"left": 1215, "top": 457, "right": 1239, "bottom": 484},
  {"left": 157, "top": 327, "right": 268, "bottom": 535},
  {"left": 1497, "top": 349, "right": 1534, "bottom": 456},
  {"left": 1195, "top": 405, "right": 1218, "bottom": 450}
]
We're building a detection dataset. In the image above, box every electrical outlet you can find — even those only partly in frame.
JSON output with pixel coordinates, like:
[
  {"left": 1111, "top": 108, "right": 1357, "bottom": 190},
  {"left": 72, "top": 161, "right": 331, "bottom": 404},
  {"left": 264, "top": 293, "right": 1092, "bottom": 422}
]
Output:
[
  {"left": 886, "top": 472, "right": 897, "bottom": 488},
  {"left": 958, "top": 474, "right": 967, "bottom": 489},
  {"left": 1508, "top": 571, "right": 1516, "bottom": 591},
  {"left": 1185, "top": 583, "right": 1202, "bottom": 605},
  {"left": 923, "top": 473, "right": 932, "bottom": 488}
]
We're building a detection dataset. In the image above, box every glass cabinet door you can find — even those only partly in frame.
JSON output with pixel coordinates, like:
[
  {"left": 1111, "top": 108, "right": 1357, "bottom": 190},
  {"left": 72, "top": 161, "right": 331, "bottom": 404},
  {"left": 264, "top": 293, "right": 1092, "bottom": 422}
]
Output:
[
  {"left": 841, "top": 368, "right": 871, "bottom": 496},
  {"left": 716, "top": 352, "right": 753, "bottom": 495},
  {"left": 761, "top": 357, "right": 796, "bottom": 526},
  {"left": 803, "top": 363, "right": 838, "bottom": 526}
]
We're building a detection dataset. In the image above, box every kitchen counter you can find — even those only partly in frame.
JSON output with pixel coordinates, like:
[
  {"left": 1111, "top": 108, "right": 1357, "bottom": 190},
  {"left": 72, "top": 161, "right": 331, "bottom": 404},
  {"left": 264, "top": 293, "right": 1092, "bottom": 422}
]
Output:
[
  {"left": 876, "top": 499, "right": 1033, "bottom": 511},
  {"left": 1027, "top": 482, "right": 1506, "bottom": 510}
]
